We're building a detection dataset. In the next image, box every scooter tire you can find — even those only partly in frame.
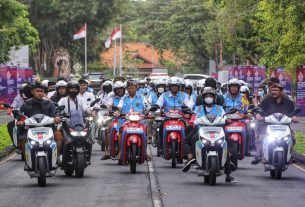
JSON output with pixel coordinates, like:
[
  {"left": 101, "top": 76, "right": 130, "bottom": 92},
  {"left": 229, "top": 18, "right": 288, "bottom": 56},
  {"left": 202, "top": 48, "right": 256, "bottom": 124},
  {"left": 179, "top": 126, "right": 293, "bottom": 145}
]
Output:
[
  {"left": 75, "top": 153, "right": 85, "bottom": 178},
  {"left": 171, "top": 140, "right": 177, "bottom": 168},
  {"left": 130, "top": 143, "right": 137, "bottom": 174},
  {"left": 37, "top": 157, "right": 47, "bottom": 187},
  {"left": 209, "top": 156, "right": 217, "bottom": 186},
  {"left": 275, "top": 151, "right": 283, "bottom": 180}
]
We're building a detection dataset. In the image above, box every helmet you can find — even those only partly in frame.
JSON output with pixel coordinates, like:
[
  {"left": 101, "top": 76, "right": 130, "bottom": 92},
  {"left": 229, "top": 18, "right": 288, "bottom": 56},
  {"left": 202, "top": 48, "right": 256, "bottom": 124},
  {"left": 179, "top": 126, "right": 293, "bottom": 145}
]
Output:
[
  {"left": 102, "top": 80, "right": 113, "bottom": 87},
  {"left": 139, "top": 80, "right": 147, "bottom": 84},
  {"left": 113, "top": 81, "right": 125, "bottom": 90},
  {"left": 184, "top": 79, "right": 194, "bottom": 90},
  {"left": 227, "top": 78, "right": 240, "bottom": 90},
  {"left": 67, "top": 80, "right": 80, "bottom": 92},
  {"left": 240, "top": 85, "right": 250, "bottom": 93},
  {"left": 78, "top": 78, "right": 89, "bottom": 85},
  {"left": 55, "top": 80, "right": 67, "bottom": 89},
  {"left": 239, "top": 80, "right": 246, "bottom": 86},
  {"left": 155, "top": 79, "right": 166, "bottom": 88},
  {"left": 168, "top": 77, "right": 180, "bottom": 87},
  {"left": 196, "top": 79, "right": 206, "bottom": 88},
  {"left": 180, "top": 78, "right": 186, "bottom": 86},
  {"left": 202, "top": 87, "right": 216, "bottom": 96},
  {"left": 126, "top": 79, "right": 137, "bottom": 88},
  {"left": 41, "top": 80, "right": 49, "bottom": 88},
  {"left": 20, "top": 82, "right": 32, "bottom": 99}
]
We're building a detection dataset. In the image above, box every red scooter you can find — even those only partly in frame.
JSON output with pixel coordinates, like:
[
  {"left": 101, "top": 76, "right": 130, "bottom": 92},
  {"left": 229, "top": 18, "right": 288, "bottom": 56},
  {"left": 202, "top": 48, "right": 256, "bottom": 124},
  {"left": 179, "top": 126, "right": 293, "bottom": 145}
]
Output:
[
  {"left": 162, "top": 109, "right": 188, "bottom": 168},
  {"left": 224, "top": 111, "right": 247, "bottom": 169}
]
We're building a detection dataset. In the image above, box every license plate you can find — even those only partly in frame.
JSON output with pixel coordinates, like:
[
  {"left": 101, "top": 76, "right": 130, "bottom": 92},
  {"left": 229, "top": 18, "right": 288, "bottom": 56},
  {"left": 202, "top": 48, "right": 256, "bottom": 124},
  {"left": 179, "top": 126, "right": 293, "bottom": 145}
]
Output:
[
  {"left": 127, "top": 128, "right": 142, "bottom": 132},
  {"left": 166, "top": 126, "right": 181, "bottom": 130},
  {"left": 269, "top": 125, "right": 286, "bottom": 131},
  {"left": 227, "top": 127, "right": 243, "bottom": 131}
]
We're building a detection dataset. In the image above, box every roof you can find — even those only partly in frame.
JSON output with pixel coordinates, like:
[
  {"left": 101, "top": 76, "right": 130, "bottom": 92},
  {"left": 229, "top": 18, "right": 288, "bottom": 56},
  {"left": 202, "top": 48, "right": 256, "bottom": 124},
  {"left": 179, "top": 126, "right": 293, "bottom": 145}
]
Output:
[{"left": 100, "top": 42, "right": 180, "bottom": 69}]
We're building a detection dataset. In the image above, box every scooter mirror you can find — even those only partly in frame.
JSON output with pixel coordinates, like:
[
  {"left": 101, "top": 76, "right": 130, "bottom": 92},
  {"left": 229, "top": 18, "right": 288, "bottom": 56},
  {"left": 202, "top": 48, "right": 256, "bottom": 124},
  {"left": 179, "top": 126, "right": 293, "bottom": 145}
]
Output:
[
  {"left": 112, "top": 106, "right": 120, "bottom": 111},
  {"left": 294, "top": 108, "right": 302, "bottom": 114},
  {"left": 149, "top": 105, "right": 159, "bottom": 112},
  {"left": 229, "top": 108, "right": 238, "bottom": 114},
  {"left": 100, "top": 104, "right": 107, "bottom": 109},
  {"left": 57, "top": 105, "right": 65, "bottom": 112},
  {"left": 90, "top": 98, "right": 101, "bottom": 107}
]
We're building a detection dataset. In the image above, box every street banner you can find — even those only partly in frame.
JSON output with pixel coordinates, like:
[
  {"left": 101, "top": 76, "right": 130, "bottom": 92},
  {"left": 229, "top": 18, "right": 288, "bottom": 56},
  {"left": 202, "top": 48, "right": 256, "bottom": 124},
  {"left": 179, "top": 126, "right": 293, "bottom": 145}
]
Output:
[
  {"left": 253, "top": 66, "right": 266, "bottom": 94},
  {"left": 229, "top": 66, "right": 239, "bottom": 79},
  {"left": 25, "top": 67, "right": 33, "bottom": 83},
  {"left": 296, "top": 66, "right": 305, "bottom": 116},
  {"left": 0, "top": 65, "right": 8, "bottom": 104},
  {"left": 211, "top": 72, "right": 218, "bottom": 80},
  {"left": 277, "top": 68, "right": 292, "bottom": 96},
  {"left": 245, "top": 65, "right": 254, "bottom": 88},
  {"left": 17, "top": 67, "right": 26, "bottom": 89},
  {"left": 7, "top": 66, "right": 18, "bottom": 104},
  {"left": 238, "top": 66, "right": 246, "bottom": 82}
]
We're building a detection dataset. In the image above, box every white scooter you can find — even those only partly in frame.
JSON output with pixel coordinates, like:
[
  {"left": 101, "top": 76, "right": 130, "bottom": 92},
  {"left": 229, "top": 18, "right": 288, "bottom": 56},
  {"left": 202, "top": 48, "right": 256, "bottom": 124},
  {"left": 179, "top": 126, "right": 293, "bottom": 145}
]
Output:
[
  {"left": 261, "top": 108, "right": 301, "bottom": 179},
  {"left": 94, "top": 105, "right": 112, "bottom": 151},
  {"left": 24, "top": 113, "right": 58, "bottom": 186},
  {"left": 195, "top": 114, "right": 228, "bottom": 186}
]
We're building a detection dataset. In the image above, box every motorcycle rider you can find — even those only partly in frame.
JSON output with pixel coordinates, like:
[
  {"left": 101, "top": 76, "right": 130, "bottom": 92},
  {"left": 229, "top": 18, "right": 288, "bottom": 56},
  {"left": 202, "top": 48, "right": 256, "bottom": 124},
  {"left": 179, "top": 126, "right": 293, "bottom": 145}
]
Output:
[
  {"left": 196, "top": 77, "right": 224, "bottom": 106},
  {"left": 78, "top": 79, "right": 96, "bottom": 106},
  {"left": 180, "top": 79, "right": 186, "bottom": 92},
  {"left": 240, "top": 85, "right": 250, "bottom": 110},
  {"left": 116, "top": 80, "right": 150, "bottom": 160},
  {"left": 223, "top": 78, "right": 244, "bottom": 111},
  {"left": 251, "top": 83, "right": 297, "bottom": 164},
  {"left": 17, "top": 82, "right": 61, "bottom": 158},
  {"left": 196, "top": 79, "right": 206, "bottom": 95},
  {"left": 98, "top": 80, "right": 113, "bottom": 105},
  {"left": 50, "top": 80, "right": 67, "bottom": 103},
  {"left": 57, "top": 81, "right": 89, "bottom": 157},
  {"left": 100, "top": 81, "right": 125, "bottom": 160},
  {"left": 184, "top": 79, "right": 197, "bottom": 109},
  {"left": 7, "top": 82, "right": 33, "bottom": 147}
]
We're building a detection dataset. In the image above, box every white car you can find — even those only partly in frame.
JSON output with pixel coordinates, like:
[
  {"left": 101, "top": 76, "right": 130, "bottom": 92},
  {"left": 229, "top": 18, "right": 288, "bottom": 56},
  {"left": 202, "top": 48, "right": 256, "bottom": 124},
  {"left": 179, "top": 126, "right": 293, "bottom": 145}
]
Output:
[{"left": 183, "top": 74, "right": 211, "bottom": 84}]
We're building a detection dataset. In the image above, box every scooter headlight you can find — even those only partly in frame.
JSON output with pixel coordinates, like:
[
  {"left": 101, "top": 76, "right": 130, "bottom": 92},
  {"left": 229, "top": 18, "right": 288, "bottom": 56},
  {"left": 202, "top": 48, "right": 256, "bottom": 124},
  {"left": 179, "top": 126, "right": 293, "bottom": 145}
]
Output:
[
  {"left": 282, "top": 136, "right": 289, "bottom": 142},
  {"left": 71, "top": 131, "right": 78, "bottom": 136},
  {"left": 266, "top": 134, "right": 277, "bottom": 143},
  {"left": 250, "top": 122, "right": 256, "bottom": 128},
  {"left": 216, "top": 137, "right": 225, "bottom": 145},
  {"left": 97, "top": 119, "right": 102, "bottom": 124},
  {"left": 200, "top": 137, "right": 211, "bottom": 146},
  {"left": 44, "top": 138, "right": 53, "bottom": 145},
  {"left": 80, "top": 131, "right": 87, "bottom": 136},
  {"left": 29, "top": 139, "right": 38, "bottom": 146}
]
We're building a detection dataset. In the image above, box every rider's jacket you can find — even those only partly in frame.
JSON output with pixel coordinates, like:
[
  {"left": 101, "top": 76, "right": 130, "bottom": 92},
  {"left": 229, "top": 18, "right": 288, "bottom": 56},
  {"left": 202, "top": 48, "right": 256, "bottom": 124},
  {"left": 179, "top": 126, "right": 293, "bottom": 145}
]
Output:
[
  {"left": 223, "top": 92, "right": 243, "bottom": 111},
  {"left": 118, "top": 93, "right": 147, "bottom": 114},
  {"left": 195, "top": 104, "right": 225, "bottom": 119},
  {"left": 147, "top": 92, "right": 159, "bottom": 105},
  {"left": 11, "top": 94, "right": 25, "bottom": 109},
  {"left": 50, "top": 93, "right": 66, "bottom": 103},
  {"left": 20, "top": 98, "right": 56, "bottom": 118},
  {"left": 156, "top": 91, "right": 194, "bottom": 112},
  {"left": 107, "top": 95, "right": 123, "bottom": 108}
]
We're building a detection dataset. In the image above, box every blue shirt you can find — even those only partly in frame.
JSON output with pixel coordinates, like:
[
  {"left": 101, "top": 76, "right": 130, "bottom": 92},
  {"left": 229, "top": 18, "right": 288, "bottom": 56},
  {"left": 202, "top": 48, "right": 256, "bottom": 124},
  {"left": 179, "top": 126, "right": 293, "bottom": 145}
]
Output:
[
  {"left": 156, "top": 91, "right": 194, "bottom": 112},
  {"left": 223, "top": 93, "right": 243, "bottom": 112},
  {"left": 118, "top": 94, "right": 147, "bottom": 114}
]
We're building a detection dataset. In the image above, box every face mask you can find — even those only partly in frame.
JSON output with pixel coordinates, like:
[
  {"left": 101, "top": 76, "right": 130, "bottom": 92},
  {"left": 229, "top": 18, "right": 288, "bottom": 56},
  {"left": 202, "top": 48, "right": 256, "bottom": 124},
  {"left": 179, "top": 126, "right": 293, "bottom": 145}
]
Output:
[
  {"left": 204, "top": 97, "right": 214, "bottom": 104},
  {"left": 157, "top": 87, "right": 165, "bottom": 93},
  {"left": 69, "top": 91, "right": 78, "bottom": 98}
]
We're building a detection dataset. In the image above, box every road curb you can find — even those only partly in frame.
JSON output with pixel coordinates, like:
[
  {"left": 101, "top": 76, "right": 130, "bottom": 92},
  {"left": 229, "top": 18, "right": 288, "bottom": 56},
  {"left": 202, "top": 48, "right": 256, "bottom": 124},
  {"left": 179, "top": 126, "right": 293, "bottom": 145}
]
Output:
[
  {"left": 0, "top": 151, "right": 16, "bottom": 165},
  {"left": 147, "top": 145, "right": 163, "bottom": 207},
  {"left": 0, "top": 146, "right": 15, "bottom": 162}
]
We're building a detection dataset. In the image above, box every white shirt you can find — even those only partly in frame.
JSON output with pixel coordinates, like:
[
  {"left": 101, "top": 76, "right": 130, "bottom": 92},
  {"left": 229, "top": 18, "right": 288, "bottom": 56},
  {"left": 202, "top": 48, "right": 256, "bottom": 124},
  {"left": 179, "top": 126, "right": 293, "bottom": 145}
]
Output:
[
  {"left": 156, "top": 91, "right": 194, "bottom": 110},
  {"left": 98, "top": 93, "right": 111, "bottom": 105},
  {"left": 11, "top": 94, "right": 25, "bottom": 109},
  {"left": 58, "top": 97, "right": 88, "bottom": 114},
  {"left": 47, "top": 91, "right": 56, "bottom": 98},
  {"left": 78, "top": 91, "right": 96, "bottom": 106}
]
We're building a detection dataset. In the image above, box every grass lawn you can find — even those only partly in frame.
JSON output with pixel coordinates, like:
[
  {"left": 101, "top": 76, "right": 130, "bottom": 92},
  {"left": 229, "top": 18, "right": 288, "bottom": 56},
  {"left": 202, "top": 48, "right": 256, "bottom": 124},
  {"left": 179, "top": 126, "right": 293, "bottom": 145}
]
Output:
[
  {"left": 0, "top": 125, "right": 12, "bottom": 152},
  {"left": 295, "top": 132, "right": 305, "bottom": 155}
]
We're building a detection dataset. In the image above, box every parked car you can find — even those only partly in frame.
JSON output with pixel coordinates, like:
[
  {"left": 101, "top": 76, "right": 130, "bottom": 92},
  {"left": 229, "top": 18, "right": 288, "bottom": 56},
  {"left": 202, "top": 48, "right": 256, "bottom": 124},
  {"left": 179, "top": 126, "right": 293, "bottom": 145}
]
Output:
[
  {"left": 88, "top": 72, "right": 104, "bottom": 92},
  {"left": 183, "top": 74, "right": 211, "bottom": 85}
]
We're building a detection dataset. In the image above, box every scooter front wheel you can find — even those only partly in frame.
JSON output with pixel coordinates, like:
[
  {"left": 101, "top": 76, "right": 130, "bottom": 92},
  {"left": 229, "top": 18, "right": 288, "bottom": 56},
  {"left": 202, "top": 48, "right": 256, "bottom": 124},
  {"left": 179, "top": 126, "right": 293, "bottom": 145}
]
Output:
[
  {"left": 37, "top": 157, "right": 47, "bottom": 187},
  {"left": 130, "top": 143, "right": 137, "bottom": 174},
  {"left": 75, "top": 153, "right": 85, "bottom": 178},
  {"left": 274, "top": 151, "right": 283, "bottom": 180},
  {"left": 209, "top": 156, "right": 217, "bottom": 186},
  {"left": 171, "top": 140, "right": 177, "bottom": 168}
]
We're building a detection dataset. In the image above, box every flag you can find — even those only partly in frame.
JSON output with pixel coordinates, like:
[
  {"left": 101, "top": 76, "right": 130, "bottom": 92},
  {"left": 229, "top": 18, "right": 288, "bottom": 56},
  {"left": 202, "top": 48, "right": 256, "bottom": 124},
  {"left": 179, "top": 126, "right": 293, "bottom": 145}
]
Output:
[
  {"left": 73, "top": 25, "right": 86, "bottom": 40},
  {"left": 104, "top": 26, "right": 122, "bottom": 48}
]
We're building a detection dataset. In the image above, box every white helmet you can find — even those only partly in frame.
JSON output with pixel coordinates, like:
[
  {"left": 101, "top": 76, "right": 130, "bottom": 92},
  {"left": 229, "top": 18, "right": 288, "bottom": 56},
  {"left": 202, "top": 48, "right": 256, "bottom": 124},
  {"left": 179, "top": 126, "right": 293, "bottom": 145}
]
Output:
[
  {"left": 139, "top": 80, "right": 147, "bottom": 84},
  {"left": 240, "top": 85, "right": 250, "bottom": 93},
  {"left": 239, "top": 80, "right": 246, "bottom": 86},
  {"left": 227, "top": 78, "right": 241, "bottom": 89},
  {"left": 180, "top": 78, "right": 185, "bottom": 86},
  {"left": 202, "top": 87, "right": 216, "bottom": 96},
  {"left": 55, "top": 80, "right": 67, "bottom": 89},
  {"left": 41, "top": 80, "right": 49, "bottom": 88},
  {"left": 196, "top": 79, "right": 206, "bottom": 88},
  {"left": 168, "top": 76, "right": 180, "bottom": 87},
  {"left": 102, "top": 80, "right": 113, "bottom": 87},
  {"left": 185, "top": 79, "right": 194, "bottom": 90},
  {"left": 113, "top": 81, "right": 125, "bottom": 90},
  {"left": 155, "top": 79, "right": 166, "bottom": 88}
]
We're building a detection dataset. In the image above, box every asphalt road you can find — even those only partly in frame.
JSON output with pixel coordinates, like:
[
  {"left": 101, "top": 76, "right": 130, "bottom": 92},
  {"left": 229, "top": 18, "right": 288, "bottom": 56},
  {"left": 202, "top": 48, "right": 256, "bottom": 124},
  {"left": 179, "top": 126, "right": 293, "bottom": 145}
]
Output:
[{"left": 0, "top": 144, "right": 305, "bottom": 207}]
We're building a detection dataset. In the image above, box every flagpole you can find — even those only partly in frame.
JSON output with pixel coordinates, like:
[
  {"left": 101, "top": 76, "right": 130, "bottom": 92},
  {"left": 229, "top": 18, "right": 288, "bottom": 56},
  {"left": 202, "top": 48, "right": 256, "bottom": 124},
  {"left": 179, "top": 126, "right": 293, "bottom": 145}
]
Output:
[
  {"left": 85, "top": 23, "right": 88, "bottom": 73},
  {"left": 119, "top": 24, "right": 122, "bottom": 76},
  {"left": 113, "top": 40, "right": 117, "bottom": 77}
]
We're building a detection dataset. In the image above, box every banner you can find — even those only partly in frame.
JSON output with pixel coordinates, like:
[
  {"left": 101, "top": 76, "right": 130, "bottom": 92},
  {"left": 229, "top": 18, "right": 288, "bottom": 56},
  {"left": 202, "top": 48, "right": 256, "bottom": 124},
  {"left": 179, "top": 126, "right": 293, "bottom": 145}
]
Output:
[
  {"left": 253, "top": 66, "right": 266, "bottom": 94},
  {"left": 277, "top": 68, "right": 292, "bottom": 96},
  {"left": 296, "top": 66, "right": 305, "bottom": 116},
  {"left": 7, "top": 66, "right": 18, "bottom": 104},
  {"left": 0, "top": 65, "right": 8, "bottom": 104},
  {"left": 245, "top": 66, "right": 254, "bottom": 88},
  {"left": 238, "top": 66, "right": 246, "bottom": 82},
  {"left": 25, "top": 67, "right": 33, "bottom": 83},
  {"left": 229, "top": 66, "right": 239, "bottom": 80}
]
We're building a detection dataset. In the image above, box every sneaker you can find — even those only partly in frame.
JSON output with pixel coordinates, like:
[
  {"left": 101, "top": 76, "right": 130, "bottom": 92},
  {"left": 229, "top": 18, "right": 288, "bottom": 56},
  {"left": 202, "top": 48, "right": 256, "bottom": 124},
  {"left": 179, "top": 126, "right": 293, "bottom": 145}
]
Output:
[
  {"left": 230, "top": 161, "right": 237, "bottom": 171},
  {"left": 101, "top": 154, "right": 110, "bottom": 160},
  {"left": 225, "top": 175, "right": 237, "bottom": 184},
  {"left": 251, "top": 157, "right": 262, "bottom": 165},
  {"left": 182, "top": 158, "right": 196, "bottom": 172},
  {"left": 57, "top": 155, "right": 63, "bottom": 166}
]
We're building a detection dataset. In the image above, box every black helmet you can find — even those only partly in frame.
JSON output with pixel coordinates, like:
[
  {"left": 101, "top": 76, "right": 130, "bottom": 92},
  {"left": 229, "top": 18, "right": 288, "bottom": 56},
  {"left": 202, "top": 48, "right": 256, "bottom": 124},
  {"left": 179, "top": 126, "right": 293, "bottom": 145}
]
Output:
[
  {"left": 126, "top": 79, "right": 137, "bottom": 88},
  {"left": 20, "top": 82, "right": 32, "bottom": 99},
  {"left": 31, "top": 82, "right": 45, "bottom": 90},
  {"left": 78, "top": 78, "right": 89, "bottom": 85},
  {"left": 67, "top": 81, "right": 80, "bottom": 90}
]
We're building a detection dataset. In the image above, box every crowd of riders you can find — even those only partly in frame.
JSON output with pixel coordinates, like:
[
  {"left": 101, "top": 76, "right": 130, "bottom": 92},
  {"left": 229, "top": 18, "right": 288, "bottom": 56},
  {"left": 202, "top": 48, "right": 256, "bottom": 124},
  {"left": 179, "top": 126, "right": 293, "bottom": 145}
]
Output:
[{"left": 5, "top": 72, "right": 298, "bottom": 184}]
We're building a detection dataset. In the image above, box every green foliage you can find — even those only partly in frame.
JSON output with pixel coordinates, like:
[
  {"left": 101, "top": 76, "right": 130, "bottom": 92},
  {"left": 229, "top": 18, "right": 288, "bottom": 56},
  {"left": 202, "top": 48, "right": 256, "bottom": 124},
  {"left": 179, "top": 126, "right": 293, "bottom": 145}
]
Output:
[
  {"left": 0, "top": 125, "right": 12, "bottom": 152},
  {"left": 295, "top": 132, "right": 305, "bottom": 155},
  {"left": 0, "top": 0, "right": 39, "bottom": 63}
]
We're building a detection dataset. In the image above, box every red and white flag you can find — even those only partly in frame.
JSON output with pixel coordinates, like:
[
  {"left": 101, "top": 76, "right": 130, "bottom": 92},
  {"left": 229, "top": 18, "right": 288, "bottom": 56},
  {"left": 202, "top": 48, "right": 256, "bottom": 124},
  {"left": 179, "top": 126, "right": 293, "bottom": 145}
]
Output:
[
  {"left": 104, "top": 26, "right": 122, "bottom": 48},
  {"left": 73, "top": 25, "right": 86, "bottom": 40}
]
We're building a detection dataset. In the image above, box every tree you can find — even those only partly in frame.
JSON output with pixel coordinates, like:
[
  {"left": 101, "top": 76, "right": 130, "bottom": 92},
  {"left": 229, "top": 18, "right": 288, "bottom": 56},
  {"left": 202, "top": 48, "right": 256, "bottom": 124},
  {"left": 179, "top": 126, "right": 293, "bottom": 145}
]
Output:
[{"left": 0, "top": 0, "right": 39, "bottom": 63}]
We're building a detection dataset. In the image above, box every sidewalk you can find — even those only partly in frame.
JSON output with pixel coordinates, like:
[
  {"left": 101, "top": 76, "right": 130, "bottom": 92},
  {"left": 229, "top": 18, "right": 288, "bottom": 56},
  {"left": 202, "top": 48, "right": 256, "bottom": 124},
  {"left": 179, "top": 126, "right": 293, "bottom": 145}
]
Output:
[
  {"left": 0, "top": 111, "right": 11, "bottom": 125},
  {"left": 292, "top": 117, "right": 305, "bottom": 134}
]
